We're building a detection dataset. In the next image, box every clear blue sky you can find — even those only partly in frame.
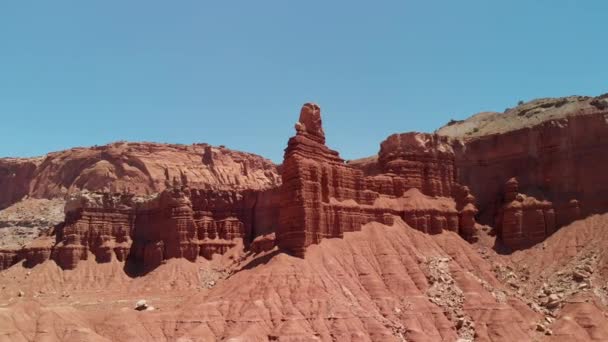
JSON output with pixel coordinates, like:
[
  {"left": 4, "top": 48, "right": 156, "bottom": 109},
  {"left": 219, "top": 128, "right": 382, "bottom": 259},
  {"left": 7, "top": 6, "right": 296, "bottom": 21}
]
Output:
[{"left": 1, "top": 1, "right": 606, "bottom": 162}]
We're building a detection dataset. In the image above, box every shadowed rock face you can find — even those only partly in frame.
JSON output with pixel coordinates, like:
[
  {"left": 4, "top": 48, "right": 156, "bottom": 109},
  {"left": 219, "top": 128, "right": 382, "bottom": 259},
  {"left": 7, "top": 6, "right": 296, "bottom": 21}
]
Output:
[
  {"left": 11, "top": 186, "right": 281, "bottom": 271},
  {"left": 435, "top": 96, "right": 608, "bottom": 231},
  {"left": 0, "top": 158, "right": 41, "bottom": 209},
  {"left": 451, "top": 113, "right": 604, "bottom": 228},
  {"left": 495, "top": 178, "right": 558, "bottom": 249}
]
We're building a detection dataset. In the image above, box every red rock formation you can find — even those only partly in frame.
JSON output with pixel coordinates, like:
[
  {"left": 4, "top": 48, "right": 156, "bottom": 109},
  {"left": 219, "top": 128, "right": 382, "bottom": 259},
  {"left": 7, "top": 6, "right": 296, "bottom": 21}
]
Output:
[
  {"left": 496, "top": 178, "right": 557, "bottom": 249},
  {"left": 452, "top": 112, "right": 605, "bottom": 227},
  {"left": 277, "top": 104, "right": 479, "bottom": 256},
  {"left": 0, "top": 249, "right": 19, "bottom": 270},
  {"left": 2, "top": 184, "right": 282, "bottom": 271},
  {"left": 0, "top": 158, "right": 41, "bottom": 209},
  {"left": 249, "top": 232, "right": 276, "bottom": 254},
  {"left": 0, "top": 142, "right": 280, "bottom": 209},
  {"left": 453, "top": 184, "right": 479, "bottom": 242},
  {"left": 1, "top": 104, "right": 484, "bottom": 269},
  {"left": 0, "top": 142, "right": 282, "bottom": 270},
  {"left": 50, "top": 192, "right": 137, "bottom": 269},
  {"left": 379, "top": 133, "right": 456, "bottom": 197},
  {"left": 278, "top": 103, "right": 370, "bottom": 256}
]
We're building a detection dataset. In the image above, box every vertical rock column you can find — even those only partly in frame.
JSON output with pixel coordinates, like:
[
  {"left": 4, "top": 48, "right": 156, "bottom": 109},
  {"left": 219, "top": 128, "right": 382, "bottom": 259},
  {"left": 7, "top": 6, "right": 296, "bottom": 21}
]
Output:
[{"left": 277, "top": 103, "right": 361, "bottom": 257}]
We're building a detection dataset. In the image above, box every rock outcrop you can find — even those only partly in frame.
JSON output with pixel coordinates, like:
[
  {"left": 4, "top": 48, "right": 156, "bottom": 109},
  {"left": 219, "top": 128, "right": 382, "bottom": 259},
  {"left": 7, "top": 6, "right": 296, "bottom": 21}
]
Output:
[
  {"left": 442, "top": 97, "right": 606, "bottom": 229},
  {"left": 0, "top": 142, "right": 281, "bottom": 267},
  {"left": 277, "top": 104, "right": 479, "bottom": 256},
  {"left": 7, "top": 102, "right": 478, "bottom": 268},
  {"left": 0, "top": 249, "right": 19, "bottom": 270},
  {"left": 378, "top": 133, "right": 456, "bottom": 197},
  {"left": 495, "top": 178, "right": 557, "bottom": 249},
  {"left": 0, "top": 158, "right": 42, "bottom": 209},
  {"left": 1, "top": 184, "right": 281, "bottom": 271},
  {"left": 0, "top": 142, "right": 281, "bottom": 210},
  {"left": 3, "top": 97, "right": 608, "bottom": 341}
]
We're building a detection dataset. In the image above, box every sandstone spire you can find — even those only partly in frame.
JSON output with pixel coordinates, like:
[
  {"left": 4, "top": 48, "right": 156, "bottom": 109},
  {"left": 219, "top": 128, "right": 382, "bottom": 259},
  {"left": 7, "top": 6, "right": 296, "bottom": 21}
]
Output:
[{"left": 295, "top": 103, "right": 325, "bottom": 144}]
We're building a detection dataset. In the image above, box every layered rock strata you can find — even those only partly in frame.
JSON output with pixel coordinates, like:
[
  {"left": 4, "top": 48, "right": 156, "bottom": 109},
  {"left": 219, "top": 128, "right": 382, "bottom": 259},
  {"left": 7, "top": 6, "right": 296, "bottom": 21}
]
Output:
[
  {"left": 495, "top": 178, "right": 556, "bottom": 249},
  {"left": 277, "top": 104, "right": 479, "bottom": 256},
  {"left": 0, "top": 158, "right": 42, "bottom": 209},
  {"left": 378, "top": 133, "right": 456, "bottom": 197},
  {"left": 451, "top": 108, "right": 607, "bottom": 227},
  {"left": 1, "top": 185, "right": 281, "bottom": 270},
  {"left": 0, "top": 142, "right": 280, "bottom": 210},
  {"left": 2, "top": 103, "right": 484, "bottom": 269}
]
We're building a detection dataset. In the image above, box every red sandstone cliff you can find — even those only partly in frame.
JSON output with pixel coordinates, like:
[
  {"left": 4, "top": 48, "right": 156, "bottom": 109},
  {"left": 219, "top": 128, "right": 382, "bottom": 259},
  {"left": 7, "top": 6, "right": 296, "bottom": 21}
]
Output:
[
  {"left": 0, "top": 142, "right": 280, "bottom": 209},
  {"left": 4, "top": 185, "right": 281, "bottom": 271},
  {"left": 435, "top": 95, "right": 607, "bottom": 228},
  {"left": 2, "top": 99, "right": 608, "bottom": 341},
  {"left": 0, "top": 158, "right": 42, "bottom": 210},
  {"left": 277, "top": 103, "right": 479, "bottom": 257},
  {"left": 2, "top": 103, "right": 481, "bottom": 271},
  {"left": 349, "top": 95, "right": 607, "bottom": 249},
  {"left": 0, "top": 142, "right": 282, "bottom": 271}
]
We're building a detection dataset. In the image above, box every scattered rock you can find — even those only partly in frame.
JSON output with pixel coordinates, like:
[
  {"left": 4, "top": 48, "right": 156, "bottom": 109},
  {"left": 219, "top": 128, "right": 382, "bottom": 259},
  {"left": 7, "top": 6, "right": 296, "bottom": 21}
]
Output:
[
  {"left": 573, "top": 270, "right": 590, "bottom": 282},
  {"left": 545, "top": 294, "right": 560, "bottom": 309},
  {"left": 135, "top": 300, "right": 148, "bottom": 311}
]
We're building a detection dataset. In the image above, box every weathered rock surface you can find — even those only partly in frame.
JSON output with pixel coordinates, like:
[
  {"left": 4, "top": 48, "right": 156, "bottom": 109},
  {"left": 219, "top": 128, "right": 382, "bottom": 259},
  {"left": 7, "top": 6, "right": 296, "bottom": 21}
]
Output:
[
  {"left": 2, "top": 185, "right": 281, "bottom": 271},
  {"left": 378, "top": 132, "right": 456, "bottom": 197},
  {"left": 436, "top": 95, "right": 608, "bottom": 139},
  {"left": 0, "top": 142, "right": 281, "bottom": 269},
  {"left": 481, "top": 213, "right": 608, "bottom": 341},
  {"left": 495, "top": 178, "right": 558, "bottom": 249},
  {"left": 0, "top": 142, "right": 280, "bottom": 209},
  {"left": 438, "top": 96, "right": 606, "bottom": 230},
  {"left": 0, "top": 198, "right": 65, "bottom": 248},
  {"left": 0, "top": 158, "right": 42, "bottom": 210},
  {"left": 278, "top": 104, "right": 479, "bottom": 256}
]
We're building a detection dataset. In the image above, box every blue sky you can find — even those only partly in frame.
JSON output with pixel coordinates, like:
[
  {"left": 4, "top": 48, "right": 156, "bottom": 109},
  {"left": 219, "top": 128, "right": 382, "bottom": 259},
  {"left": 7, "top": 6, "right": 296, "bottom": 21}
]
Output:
[{"left": 1, "top": 1, "right": 606, "bottom": 162}]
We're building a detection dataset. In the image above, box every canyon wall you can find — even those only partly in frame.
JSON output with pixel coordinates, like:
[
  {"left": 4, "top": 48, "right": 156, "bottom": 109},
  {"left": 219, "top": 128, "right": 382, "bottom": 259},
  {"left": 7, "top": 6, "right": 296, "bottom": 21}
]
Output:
[
  {"left": 453, "top": 112, "right": 607, "bottom": 227},
  {"left": 0, "top": 158, "right": 42, "bottom": 209},
  {"left": 3, "top": 184, "right": 281, "bottom": 271},
  {"left": 0, "top": 142, "right": 281, "bottom": 210},
  {"left": 3, "top": 103, "right": 482, "bottom": 270},
  {"left": 277, "top": 103, "right": 479, "bottom": 256},
  {"left": 494, "top": 178, "right": 556, "bottom": 249},
  {"left": 378, "top": 133, "right": 456, "bottom": 197},
  {"left": 13, "top": 99, "right": 607, "bottom": 268}
]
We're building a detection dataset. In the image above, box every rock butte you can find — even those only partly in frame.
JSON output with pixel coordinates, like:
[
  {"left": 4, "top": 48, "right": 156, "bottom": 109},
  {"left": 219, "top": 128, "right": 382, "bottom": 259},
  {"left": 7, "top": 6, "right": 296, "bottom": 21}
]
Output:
[
  {"left": 1, "top": 103, "right": 480, "bottom": 270},
  {"left": 1, "top": 95, "right": 608, "bottom": 341}
]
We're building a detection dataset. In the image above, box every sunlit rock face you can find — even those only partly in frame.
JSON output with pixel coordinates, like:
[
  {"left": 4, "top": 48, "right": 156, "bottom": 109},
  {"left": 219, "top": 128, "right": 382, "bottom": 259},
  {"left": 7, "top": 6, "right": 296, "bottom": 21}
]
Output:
[{"left": 277, "top": 104, "right": 478, "bottom": 257}]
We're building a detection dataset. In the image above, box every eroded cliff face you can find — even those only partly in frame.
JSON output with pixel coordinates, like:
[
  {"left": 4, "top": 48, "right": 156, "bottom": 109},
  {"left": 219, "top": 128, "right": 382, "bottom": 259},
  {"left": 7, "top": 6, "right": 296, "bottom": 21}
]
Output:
[
  {"left": 378, "top": 133, "right": 456, "bottom": 197},
  {"left": 0, "top": 142, "right": 281, "bottom": 209},
  {"left": 8, "top": 186, "right": 281, "bottom": 271},
  {"left": 0, "top": 158, "right": 42, "bottom": 209},
  {"left": 277, "top": 103, "right": 479, "bottom": 256},
  {"left": 1, "top": 103, "right": 483, "bottom": 270},
  {"left": 451, "top": 109, "right": 604, "bottom": 230},
  {"left": 0, "top": 142, "right": 281, "bottom": 264},
  {"left": 494, "top": 178, "right": 558, "bottom": 249}
]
